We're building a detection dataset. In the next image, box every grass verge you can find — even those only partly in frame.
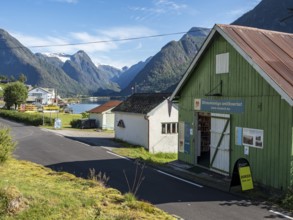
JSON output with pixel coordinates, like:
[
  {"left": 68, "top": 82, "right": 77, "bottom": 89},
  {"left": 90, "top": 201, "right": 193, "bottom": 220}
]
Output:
[
  {"left": 0, "top": 158, "right": 175, "bottom": 220},
  {"left": 113, "top": 139, "right": 177, "bottom": 165}
]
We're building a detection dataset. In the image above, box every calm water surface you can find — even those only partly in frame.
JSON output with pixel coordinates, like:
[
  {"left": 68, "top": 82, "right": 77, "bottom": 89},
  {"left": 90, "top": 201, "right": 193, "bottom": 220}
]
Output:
[{"left": 68, "top": 103, "right": 100, "bottom": 114}]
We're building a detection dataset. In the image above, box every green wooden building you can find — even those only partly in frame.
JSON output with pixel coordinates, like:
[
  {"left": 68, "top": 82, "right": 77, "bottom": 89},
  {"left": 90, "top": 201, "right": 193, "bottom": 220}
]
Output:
[{"left": 171, "top": 24, "right": 293, "bottom": 190}]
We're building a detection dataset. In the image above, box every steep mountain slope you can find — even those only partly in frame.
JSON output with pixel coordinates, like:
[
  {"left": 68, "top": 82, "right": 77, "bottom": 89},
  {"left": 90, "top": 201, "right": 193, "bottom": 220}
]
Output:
[
  {"left": 0, "top": 29, "right": 85, "bottom": 96},
  {"left": 97, "top": 64, "right": 122, "bottom": 81},
  {"left": 232, "top": 0, "right": 293, "bottom": 33},
  {"left": 120, "top": 27, "right": 210, "bottom": 95},
  {"left": 61, "top": 50, "right": 120, "bottom": 94},
  {"left": 112, "top": 57, "right": 152, "bottom": 90}
]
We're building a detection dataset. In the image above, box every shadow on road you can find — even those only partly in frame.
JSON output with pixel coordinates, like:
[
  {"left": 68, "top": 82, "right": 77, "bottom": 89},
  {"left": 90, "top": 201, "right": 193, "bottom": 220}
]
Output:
[{"left": 63, "top": 136, "right": 122, "bottom": 149}]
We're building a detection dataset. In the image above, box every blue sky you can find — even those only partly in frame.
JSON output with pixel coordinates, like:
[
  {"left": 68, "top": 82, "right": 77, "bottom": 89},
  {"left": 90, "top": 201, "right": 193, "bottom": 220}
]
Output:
[{"left": 0, "top": 0, "right": 261, "bottom": 68}]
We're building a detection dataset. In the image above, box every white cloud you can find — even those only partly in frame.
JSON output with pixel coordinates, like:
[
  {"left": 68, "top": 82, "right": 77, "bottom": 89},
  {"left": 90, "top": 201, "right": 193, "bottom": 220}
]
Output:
[{"left": 10, "top": 26, "right": 157, "bottom": 68}]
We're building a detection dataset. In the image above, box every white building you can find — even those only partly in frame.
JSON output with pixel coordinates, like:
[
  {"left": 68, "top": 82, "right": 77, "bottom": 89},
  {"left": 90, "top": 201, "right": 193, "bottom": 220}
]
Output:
[
  {"left": 88, "top": 100, "right": 122, "bottom": 130},
  {"left": 113, "top": 93, "right": 178, "bottom": 153},
  {"left": 28, "top": 87, "right": 56, "bottom": 105}
]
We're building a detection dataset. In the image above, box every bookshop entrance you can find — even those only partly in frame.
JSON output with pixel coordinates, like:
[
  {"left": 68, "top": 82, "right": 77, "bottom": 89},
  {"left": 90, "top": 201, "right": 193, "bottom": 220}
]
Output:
[{"left": 195, "top": 112, "right": 231, "bottom": 174}]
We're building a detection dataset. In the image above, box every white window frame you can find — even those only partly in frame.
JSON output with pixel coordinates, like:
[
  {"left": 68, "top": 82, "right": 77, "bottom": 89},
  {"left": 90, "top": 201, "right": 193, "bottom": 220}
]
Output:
[
  {"left": 162, "top": 122, "right": 178, "bottom": 134},
  {"left": 216, "top": 53, "right": 229, "bottom": 74}
]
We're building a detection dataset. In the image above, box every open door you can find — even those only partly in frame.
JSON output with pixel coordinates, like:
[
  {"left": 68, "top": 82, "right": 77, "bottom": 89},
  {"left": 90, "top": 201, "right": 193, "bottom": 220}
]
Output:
[{"left": 210, "top": 113, "right": 230, "bottom": 175}]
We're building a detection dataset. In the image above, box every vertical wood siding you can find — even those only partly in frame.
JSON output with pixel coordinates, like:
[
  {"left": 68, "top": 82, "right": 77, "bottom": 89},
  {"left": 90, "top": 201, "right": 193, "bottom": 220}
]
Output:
[{"left": 178, "top": 33, "right": 292, "bottom": 189}]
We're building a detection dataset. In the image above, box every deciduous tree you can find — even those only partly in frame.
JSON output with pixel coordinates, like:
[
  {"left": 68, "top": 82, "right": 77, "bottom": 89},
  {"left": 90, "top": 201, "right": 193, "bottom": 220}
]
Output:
[{"left": 3, "top": 82, "right": 28, "bottom": 110}]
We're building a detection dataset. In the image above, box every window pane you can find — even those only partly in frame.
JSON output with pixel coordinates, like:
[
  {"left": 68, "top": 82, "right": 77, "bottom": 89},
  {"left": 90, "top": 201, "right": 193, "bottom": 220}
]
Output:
[
  {"left": 167, "top": 124, "right": 171, "bottom": 133},
  {"left": 172, "top": 123, "right": 176, "bottom": 133},
  {"left": 162, "top": 124, "right": 166, "bottom": 134}
]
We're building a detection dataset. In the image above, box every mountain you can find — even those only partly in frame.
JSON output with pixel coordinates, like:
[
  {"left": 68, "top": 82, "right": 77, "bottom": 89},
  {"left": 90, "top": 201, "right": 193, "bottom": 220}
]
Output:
[
  {"left": 0, "top": 29, "right": 86, "bottom": 96},
  {"left": 61, "top": 51, "right": 120, "bottom": 95},
  {"left": 232, "top": 0, "right": 293, "bottom": 33},
  {"left": 97, "top": 64, "right": 122, "bottom": 80},
  {"left": 120, "top": 27, "right": 210, "bottom": 95},
  {"left": 112, "top": 57, "right": 152, "bottom": 90}
]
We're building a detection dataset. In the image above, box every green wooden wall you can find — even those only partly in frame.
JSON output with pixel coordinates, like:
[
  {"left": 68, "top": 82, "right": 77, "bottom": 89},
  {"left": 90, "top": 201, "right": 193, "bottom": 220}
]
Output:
[{"left": 177, "top": 33, "right": 293, "bottom": 190}]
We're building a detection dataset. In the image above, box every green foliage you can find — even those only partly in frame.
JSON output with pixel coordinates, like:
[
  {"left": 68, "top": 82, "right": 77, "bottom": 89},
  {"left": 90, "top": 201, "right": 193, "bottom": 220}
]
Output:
[
  {"left": 0, "top": 110, "right": 53, "bottom": 126},
  {"left": 113, "top": 139, "right": 178, "bottom": 165},
  {"left": 282, "top": 187, "right": 293, "bottom": 211},
  {"left": 3, "top": 82, "right": 28, "bottom": 110},
  {"left": 70, "top": 119, "right": 81, "bottom": 128},
  {"left": 81, "top": 112, "right": 89, "bottom": 118},
  {"left": 0, "top": 127, "right": 15, "bottom": 164},
  {"left": 18, "top": 73, "right": 27, "bottom": 83}
]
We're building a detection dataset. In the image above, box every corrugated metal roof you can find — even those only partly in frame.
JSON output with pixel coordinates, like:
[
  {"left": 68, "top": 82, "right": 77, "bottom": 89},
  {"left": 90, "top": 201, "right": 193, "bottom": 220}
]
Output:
[
  {"left": 112, "top": 93, "right": 170, "bottom": 114},
  {"left": 171, "top": 24, "right": 293, "bottom": 105},
  {"left": 218, "top": 24, "right": 293, "bottom": 100},
  {"left": 88, "top": 100, "right": 122, "bottom": 113}
]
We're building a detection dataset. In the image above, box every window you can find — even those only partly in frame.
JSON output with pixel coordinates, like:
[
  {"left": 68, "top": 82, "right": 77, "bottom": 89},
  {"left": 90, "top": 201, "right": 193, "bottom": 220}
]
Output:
[
  {"left": 216, "top": 53, "right": 229, "bottom": 74},
  {"left": 162, "top": 122, "right": 178, "bottom": 134},
  {"left": 117, "top": 120, "right": 125, "bottom": 128}
]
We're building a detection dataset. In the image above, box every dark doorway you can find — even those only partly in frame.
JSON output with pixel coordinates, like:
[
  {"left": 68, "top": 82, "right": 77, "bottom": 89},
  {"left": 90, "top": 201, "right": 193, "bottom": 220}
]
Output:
[{"left": 197, "top": 112, "right": 211, "bottom": 167}]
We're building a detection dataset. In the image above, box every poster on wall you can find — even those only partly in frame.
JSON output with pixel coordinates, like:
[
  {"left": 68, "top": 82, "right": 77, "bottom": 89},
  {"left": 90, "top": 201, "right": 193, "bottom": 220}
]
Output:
[
  {"left": 242, "top": 128, "right": 264, "bottom": 148},
  {"left": 178, "top": 122, "right": 191, "bottom": 153},
  {"left": 178, "top": 122, "right": 185, "bottom": 152}
]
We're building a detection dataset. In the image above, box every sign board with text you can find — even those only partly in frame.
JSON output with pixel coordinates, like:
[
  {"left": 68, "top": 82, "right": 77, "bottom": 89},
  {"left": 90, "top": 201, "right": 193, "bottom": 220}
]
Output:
[{"left": 194, "top": 99, "right": 244, "bottom": 114}]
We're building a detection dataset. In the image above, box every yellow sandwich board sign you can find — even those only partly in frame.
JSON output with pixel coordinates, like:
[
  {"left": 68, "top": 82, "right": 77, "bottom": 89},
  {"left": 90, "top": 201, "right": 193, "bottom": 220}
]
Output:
[
  {"left": 239, "top": 166, "right": 254, "bottom": 191},
  {"left": 230, "top": 158, "right": 254, "bottom": 191}
]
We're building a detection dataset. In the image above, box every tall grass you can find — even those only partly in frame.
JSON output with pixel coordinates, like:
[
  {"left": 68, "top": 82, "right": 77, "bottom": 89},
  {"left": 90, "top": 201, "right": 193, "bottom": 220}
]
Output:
[{"left": 0, "top": 126, "right": 15, "bottom": 164}]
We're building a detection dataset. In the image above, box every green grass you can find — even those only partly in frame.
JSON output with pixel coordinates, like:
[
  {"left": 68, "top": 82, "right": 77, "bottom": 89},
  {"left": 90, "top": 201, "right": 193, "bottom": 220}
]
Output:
[
  {"left": 25, "top": 112, "right": 82, "bottom": 129},
  {"left": 0, "top": 159, "right": 175, "bottom": 220},
  {"left": 113, "top": 140, "right": 178, "bottom": 165}
]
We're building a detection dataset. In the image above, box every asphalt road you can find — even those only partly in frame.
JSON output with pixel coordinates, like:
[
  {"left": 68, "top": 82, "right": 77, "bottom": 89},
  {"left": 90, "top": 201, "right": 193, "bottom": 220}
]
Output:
[{"left": 1, "top": 117, "right": 291, "bottom": 220}]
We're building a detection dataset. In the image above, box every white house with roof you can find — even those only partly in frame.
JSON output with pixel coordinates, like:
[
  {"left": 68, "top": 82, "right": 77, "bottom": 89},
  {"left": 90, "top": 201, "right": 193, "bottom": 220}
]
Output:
[
  {"left": 28, "top": 87, "right": 56, "bottom": 105},
  {"left": 88, "top": 100, "right": 122, "bottom": 130},
  {"left": 113, "top": 93, "right": 178, "bottom": 153}
]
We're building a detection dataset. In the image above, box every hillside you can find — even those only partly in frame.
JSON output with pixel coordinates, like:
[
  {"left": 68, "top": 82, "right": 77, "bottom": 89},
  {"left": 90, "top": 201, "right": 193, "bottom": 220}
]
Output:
[
  {"left": 232, "top": 0, "right": 293, "bottom": 33},
  {"left": 0, "top": 29, "right": 86, "bottom": 97},
  {"left": 0, "top": 159, "right": 174, "bottom": 219},
  {"left": 120, "top": 27, "right": 210, "bottom": 95}
]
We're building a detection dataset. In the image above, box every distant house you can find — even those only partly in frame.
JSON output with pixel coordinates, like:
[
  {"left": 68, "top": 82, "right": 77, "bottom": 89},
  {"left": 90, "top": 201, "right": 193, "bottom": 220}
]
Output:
[
  {"left": 170, "top": 24, "right": 293, "bottom": 190},
  {"left": 113, "top": 93, "right": 178, "bottom": 153},
  {"left": 88, "top": 100, "right": 122, "bottom": 130},
  {"left": 28, "top": 87, "right": 56, "bottom": 105}
]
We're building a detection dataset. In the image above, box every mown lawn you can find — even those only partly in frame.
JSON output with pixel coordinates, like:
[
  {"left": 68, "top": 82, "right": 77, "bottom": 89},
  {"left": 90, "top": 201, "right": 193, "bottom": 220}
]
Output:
[
  {"left": 0, "top": 159, "right": 175, "bottom": 220},
  {"left": 25, "top": 112, "right": 83, "bottom": 129},
  {"left": 113, "top": 140, "right": 178, "bottom": 165}
]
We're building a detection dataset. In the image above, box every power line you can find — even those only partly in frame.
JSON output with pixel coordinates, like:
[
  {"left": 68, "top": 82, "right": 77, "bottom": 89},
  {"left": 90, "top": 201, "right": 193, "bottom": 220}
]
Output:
[{"left": 3, "top": 30, "right": 205, "bottom": 50}]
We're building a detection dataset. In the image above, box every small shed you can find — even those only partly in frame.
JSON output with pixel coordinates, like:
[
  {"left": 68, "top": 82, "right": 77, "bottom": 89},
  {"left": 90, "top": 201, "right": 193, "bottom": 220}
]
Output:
[
  {"left": 171, "top": 24, "right": 293, "bottom": 190},
  {"left": 88, "top": 100, "right": 122, "bottom": 130},
  {"left": 113, "top": 93, "right": 178, "bottom": 153}
]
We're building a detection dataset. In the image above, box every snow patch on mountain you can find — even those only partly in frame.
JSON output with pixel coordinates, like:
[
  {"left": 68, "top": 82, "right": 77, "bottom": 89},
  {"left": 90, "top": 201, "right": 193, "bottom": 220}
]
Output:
[{"left": 43, "top": 52, "right": 71, "bottom": 63}]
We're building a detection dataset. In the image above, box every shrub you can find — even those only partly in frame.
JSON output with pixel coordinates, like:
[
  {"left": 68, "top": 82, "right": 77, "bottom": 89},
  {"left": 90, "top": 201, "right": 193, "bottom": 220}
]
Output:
[
  {"left": 70, "top": 119, "right": 81, "bottom": 128},
  {"left": 282, "top": 187, "right": 293, "bottom": 211},
  {"left": 0, "top": 110, "right": 52, "bottom": 126},
  {"left": 0, "top": 126, "right": 16, "bottom": 164}
]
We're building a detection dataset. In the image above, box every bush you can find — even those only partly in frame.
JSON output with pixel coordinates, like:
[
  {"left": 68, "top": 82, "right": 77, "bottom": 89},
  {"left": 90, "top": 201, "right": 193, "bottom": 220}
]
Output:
[
  {"left": 70, "top": 119, "right": 81, "bottom": 128},
  {"left": 282, "top": 187, "right": 293, "bottom": 211},
  {"left": 0, "top": 126, "right": 15, "bottom": 164},
  {"left": 0, "top": 110, "right": 53, "bottom": 126}
]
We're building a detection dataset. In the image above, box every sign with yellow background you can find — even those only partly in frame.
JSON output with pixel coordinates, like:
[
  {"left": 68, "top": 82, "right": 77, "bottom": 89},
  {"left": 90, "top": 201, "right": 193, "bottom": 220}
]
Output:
[{"left": 239, "top": 166, "right": 254, "bottom": 191}]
